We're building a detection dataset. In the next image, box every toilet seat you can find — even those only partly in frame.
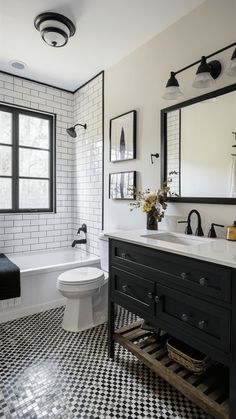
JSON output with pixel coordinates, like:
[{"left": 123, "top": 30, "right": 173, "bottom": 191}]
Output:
[{"left": 58, "top": 267, "right": 104, "bottom": 286}]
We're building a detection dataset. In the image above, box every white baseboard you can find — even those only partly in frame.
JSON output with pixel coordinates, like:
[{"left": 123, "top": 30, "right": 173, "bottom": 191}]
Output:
[{"left": 0, "top": 298, "right": 66, "bottom": 323}]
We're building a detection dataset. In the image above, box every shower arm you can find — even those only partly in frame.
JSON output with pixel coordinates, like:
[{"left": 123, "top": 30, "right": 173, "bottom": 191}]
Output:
[{"left": 74, "top": 123, "right": 87, "bottom": 130}]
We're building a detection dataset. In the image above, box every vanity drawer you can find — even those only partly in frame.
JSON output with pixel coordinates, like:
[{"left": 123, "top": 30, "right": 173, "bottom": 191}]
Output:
[
  {"left": 110, "top": 240, "right": 231, "bottom": 302},
  {"left": 110, "top": 267, "right": 155, "bottom": 317},
  {"left": 155, "top": 284, "right": 231, "bottom": 353}
]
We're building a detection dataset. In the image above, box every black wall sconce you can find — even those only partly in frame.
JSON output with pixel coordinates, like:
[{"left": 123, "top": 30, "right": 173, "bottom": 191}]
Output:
[
  {"left": 151, "top": 153, "right": 159, "bottom": 164},
  {"left": 66, "top": 123, "right": 87, "bottom": 138},
  {"left": 163, "top": 42, "right": 236, "bottom": 100}
]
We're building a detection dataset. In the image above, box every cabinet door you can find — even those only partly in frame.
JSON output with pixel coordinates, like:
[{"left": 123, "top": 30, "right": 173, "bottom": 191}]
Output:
[
  {"left": 155, "top": 284, "right": 231, "bottom": 353},
  {"left": 110, "top": 266, "right": 156, "bottom": 318}
]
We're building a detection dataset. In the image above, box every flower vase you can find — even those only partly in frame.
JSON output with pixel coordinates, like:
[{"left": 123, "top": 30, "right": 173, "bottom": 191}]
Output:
[{"left": 146, "top": 209, "right": 158, "bottom": 230}]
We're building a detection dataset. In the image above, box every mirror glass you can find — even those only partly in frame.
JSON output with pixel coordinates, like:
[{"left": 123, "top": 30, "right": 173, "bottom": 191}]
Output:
[{"left": 162, "top": 85, "right": 236, "bottom": 203}]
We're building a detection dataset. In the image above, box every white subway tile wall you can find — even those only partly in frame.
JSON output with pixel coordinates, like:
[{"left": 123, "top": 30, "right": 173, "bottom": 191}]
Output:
[
  {"left": 72, "top": 74, "right": 103, "bottom": 256},
  {"left": 0, "top": 73, "right": 103, "bottom": 255}
]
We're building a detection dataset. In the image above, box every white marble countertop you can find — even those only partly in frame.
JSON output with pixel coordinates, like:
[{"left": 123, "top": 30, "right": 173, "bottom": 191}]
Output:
[{"left": 105, "top": 229, "right": 236, "bottom": 269}]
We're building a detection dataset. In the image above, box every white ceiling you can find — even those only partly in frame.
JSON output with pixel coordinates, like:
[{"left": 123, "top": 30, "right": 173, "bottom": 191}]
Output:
[{"left": 0, "top": 0, "right": 205, "bottom": 91}]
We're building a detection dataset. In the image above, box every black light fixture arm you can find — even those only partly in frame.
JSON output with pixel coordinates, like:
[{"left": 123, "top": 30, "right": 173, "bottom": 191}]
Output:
[{"left": 172, "top": 42, "right": 236, "bottom": 77}]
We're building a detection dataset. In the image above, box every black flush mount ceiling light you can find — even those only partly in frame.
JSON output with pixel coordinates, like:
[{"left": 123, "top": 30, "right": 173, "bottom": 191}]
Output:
[
  {"left": 66, "top": 123, "right": 87, "bottom": 138},
  {"left": 34, "top": 12, "right": 76, "bottom": 48},
  {"left": 163, "top": 42, "right": 236, "bottom": 100}
]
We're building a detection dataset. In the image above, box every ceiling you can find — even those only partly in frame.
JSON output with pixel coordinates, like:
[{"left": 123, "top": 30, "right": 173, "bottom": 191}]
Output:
[{"left": 0, "top": 0, "right": 205, "bottom": 91}]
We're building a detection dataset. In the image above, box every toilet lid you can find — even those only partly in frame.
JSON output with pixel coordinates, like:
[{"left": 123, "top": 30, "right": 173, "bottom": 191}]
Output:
[{"left": 58, "top": 267, "right": 104, "bottom": 285}]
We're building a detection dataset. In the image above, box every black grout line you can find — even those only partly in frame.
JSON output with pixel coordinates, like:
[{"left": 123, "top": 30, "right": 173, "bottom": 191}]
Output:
[{"left": 0, "top": 70, "right": 105, "bottom": 95}]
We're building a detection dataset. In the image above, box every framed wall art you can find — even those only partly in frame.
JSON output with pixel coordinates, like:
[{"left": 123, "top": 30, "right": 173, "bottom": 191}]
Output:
[
  {"left": 110, "top": 110, "right": 136, "bottom": 162},
  {"left": 109, "top": 171, "right": 136, "bottom": 200}
]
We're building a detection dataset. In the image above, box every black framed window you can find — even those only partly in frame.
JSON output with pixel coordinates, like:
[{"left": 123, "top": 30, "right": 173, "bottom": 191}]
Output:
[{"left": 0, "top": 104, "right": 55, "bottom": 213}]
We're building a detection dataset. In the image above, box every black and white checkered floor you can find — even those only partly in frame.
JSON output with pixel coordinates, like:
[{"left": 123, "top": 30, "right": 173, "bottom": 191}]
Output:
[{"left": 0, "top": 307, "right": 210, "bottom": 419}]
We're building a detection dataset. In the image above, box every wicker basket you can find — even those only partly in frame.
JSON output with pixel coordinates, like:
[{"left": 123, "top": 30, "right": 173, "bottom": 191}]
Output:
[{"left": 167, "top": 337, "right": 211, "bottom": 375}]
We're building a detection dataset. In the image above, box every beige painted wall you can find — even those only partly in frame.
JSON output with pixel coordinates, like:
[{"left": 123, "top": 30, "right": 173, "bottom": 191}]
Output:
[{"left": 104, "top": 0, "right": 236, "bottom": 235}]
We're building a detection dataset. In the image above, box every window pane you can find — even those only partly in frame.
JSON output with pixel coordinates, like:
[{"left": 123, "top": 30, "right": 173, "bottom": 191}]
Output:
[
  {"left": 0, "top": 146, "right": 12, "bottom": 176},
  {"left": 19, "top": 148, "right": 49, "bottom": 178},
  {"left": 0, "top": 178, "right": 12, "bottom": 209},
  {"left": 19, "top": 114, "right": 50, "bottom": 149},
  {"left": 0, "top": 111, "right": 12, "bottom": 144},
  {"left": 19, "top": 179, "right": 49, "bottom": 209}
]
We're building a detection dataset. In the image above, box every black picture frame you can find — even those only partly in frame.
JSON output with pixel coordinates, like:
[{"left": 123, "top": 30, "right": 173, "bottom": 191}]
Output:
[
  {"left": 110, "top": 110, "right": 136, "bottom": 162},
  {"left": 161, "top": 83, "right": 236, "bottom": 205},
  {"left": 109, "top": 171, "right": 136, "bottom": 200}
]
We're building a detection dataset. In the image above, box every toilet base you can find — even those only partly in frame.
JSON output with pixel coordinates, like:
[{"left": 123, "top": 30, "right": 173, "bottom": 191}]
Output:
[
  {"left": 62, "top": 295, "right": 94, "bottom": 332},
  {"left": 61, "top": 281, "right": 108, "bottom": 332}
]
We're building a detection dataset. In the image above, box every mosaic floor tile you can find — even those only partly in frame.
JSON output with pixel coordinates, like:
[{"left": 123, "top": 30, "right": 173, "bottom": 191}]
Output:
[{"left": 0, "top": 307, "right": 210, "bottom": 418}]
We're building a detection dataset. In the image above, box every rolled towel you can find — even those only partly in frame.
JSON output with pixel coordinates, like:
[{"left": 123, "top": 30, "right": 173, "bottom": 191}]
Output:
[{"left": 0, "top": 254, "right": 20, "bottom": 301}]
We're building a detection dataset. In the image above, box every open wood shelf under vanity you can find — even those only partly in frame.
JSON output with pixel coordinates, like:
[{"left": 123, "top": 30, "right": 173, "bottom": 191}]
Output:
[{"left": 113, "top": 320, "right": 229, "bottom": 419}]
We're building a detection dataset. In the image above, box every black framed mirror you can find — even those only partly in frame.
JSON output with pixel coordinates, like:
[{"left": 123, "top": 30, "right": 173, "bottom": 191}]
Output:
[{"left": 161, "top": 83, "right": 236, "bottom": 204}]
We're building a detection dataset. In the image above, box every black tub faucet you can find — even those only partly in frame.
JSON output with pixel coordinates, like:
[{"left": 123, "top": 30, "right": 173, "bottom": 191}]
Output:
[
  {"left": 178, "top": 209, "right": 204, "bottom": 236},
  {"left": 72, "top": 238, "right": 87, "bottom": 247},
  {"left": 77, "top": 224, "right": 87, "bottom": 234},
  {"left": 72, "top": 224, "right": 87, "bottom": 247}
]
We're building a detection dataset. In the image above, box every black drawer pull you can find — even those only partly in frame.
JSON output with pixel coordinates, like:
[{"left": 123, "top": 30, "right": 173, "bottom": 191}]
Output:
[
  {"left": 181, "top": 313, "right": 191, "bottom": 322},
  {"left": 154, "top": 295, "right": 161, "bottom": 303},
  {"left": 199, "top": 277, "right": 208, "bottom": 286},
  {"left": 180, "top": 272, "right": 190, "bottom": 280},
  {"left": 198, "top": 320, "right": 207, "bottom": 330},
  {"left": 122, "top": 285, "right": 128, "bottom": 293},
  {"left": 121, "top": 252, "right": 129, "bottom": 259},
  {"left": 147, "top": 292, "right": 153, "bottom": 299}
]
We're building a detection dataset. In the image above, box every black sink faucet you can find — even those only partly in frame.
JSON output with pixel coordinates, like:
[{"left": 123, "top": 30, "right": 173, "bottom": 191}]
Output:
[
  {"left": 208, "top": 223, "right": 224, "bottom": 238},
  {"left": 178, "top": 209, "right": 204, "bottom": 236}
]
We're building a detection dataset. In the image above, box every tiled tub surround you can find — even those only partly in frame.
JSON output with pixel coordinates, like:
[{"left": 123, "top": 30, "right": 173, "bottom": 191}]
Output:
[
  {"left": 0, "top": 73, "right": 74, "bottom": 253},
  {"left": 0, "top": 248, "right": 100, "bottom": 322},
  {"left": 72, "top": 73, "right": 103, "bottom": 257},
  {"left": 0, "top": 72, "right": 104, "bottom": 256}
]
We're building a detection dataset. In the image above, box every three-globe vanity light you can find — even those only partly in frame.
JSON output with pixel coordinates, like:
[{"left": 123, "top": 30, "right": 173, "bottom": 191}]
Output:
[{"left": 163, "top": 42, "right": 236, "bottom": 100}]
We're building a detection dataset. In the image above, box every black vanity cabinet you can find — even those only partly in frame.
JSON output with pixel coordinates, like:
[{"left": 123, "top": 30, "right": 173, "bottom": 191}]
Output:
[{"left": 108, "top": 238, "right": 236, "bottom": 419}]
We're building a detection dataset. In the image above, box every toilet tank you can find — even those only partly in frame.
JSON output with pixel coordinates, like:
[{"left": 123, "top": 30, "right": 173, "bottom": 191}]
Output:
[{"left": 99, "top": 233, "right": 109, "bottom": 272}]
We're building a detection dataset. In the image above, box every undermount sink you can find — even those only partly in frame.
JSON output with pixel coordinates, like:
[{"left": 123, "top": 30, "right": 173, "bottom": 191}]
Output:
[{"left": 140, "top": 232, "right": 213, "bottom": 246}]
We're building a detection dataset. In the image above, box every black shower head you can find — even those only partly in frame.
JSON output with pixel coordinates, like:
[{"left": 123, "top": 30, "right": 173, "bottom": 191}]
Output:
[
  {"left": 66, "top": 123, "right": 87, "bottom": 138},
  {"left": 66, "top": 126, "right": 77, "bottom": 138}
]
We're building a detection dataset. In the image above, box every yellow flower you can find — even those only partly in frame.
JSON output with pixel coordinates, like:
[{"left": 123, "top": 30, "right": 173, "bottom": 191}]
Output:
[
  {"left": 142, "top": 202, "right": 152, "bottom": 213},
  {"left": 146, "top": 194, "right": 157, "bottom": 204}
]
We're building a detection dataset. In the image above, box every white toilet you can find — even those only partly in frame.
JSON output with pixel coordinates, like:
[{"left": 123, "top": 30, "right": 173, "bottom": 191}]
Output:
[{"left": 56, "top": 234, "right": 109, "bottom": 332}]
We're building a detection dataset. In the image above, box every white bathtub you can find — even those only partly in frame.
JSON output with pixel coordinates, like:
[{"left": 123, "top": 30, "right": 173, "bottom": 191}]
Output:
[{"left": 0, "top": 248, "right": 100, "bottom": 323}]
